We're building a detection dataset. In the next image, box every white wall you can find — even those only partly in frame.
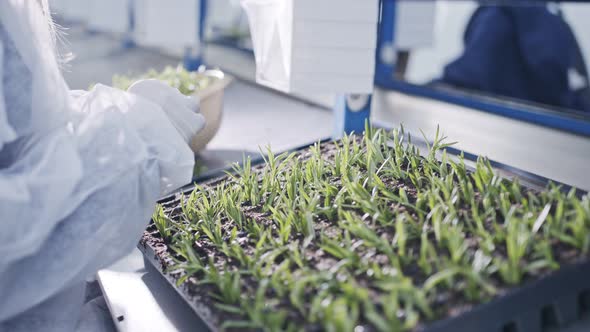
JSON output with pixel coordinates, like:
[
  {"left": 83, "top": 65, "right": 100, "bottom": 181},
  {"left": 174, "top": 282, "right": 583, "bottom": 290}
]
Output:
[
  {"left": 206, "top": 0, "right": 249, "bottom": 38},
  {"left": 87, "top": 0, "right": 130, "bottom": 34}
]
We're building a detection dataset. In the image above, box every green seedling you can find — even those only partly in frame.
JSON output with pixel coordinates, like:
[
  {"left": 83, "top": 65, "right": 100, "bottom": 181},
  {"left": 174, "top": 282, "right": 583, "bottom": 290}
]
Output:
[
  {"left": 146, "top": 127, "right": 590, "bottom": 332},
  {"left": 152, "top": 204, "right": 172, "bottom": 241},
  {"left": 112, "top": 65, "right": 214, "bottom": 96}
]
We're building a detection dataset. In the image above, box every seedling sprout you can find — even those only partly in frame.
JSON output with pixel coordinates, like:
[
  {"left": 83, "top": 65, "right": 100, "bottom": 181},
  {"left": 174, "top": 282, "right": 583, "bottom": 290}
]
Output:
[{"left": 143, "top": 127, "right": 589, "bottom": 332}]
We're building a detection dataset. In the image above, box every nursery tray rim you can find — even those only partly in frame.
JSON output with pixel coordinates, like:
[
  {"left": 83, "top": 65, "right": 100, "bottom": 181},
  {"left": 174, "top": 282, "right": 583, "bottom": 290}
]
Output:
[{"left": 139, "top": 240, "right": 221, "bottom": 332}]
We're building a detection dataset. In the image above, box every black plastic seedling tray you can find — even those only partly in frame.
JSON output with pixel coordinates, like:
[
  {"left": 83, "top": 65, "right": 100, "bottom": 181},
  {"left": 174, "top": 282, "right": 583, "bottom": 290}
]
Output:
[
  {"left": 421, "top": 261, "right": 590, "bottom": 332},
  {"left": 140, "top": 239, "right": 220, "bottom": 332},
  {"left": 138, "top": 139, "right": 590, "bottom": 332},
  {"left": 141, "top": 236, "right": 590, "bottom": 332}
]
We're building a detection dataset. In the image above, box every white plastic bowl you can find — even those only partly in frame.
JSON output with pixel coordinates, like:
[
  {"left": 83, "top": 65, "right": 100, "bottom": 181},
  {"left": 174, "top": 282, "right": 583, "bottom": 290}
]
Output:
[{"left": 190, "top": 70, "right": 233, "bottom": 153}]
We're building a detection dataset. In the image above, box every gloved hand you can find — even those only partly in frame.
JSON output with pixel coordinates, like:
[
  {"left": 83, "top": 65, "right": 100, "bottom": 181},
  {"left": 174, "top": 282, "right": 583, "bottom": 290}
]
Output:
[{"left": 127, "top": 79, "right": 206, "bottom": 144}]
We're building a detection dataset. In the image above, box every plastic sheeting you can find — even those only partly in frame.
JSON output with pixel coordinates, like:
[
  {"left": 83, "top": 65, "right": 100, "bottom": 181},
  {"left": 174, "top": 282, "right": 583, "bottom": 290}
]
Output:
[{"left": 0, "top": 1, "right": 203, "bottom": 329}]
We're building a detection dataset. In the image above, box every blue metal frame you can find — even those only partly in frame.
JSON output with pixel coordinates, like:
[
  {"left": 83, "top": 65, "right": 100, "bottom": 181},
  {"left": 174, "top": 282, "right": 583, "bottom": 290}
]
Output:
[
  {"left": 123, "top": 0, "right": 136, "bottom": 49},
  {"left": 335, "top": 95, "right": 373, "bottom": 137},
  {"left": 183, "top": 0, "right": 209, "bottom": 70},
  {"left": 375, "top": 0, "right": 396, "bottom": 86},
  {"left": 375, "top": 79, "right": 590, "bottom": 137},
  {"left": 333, "top": 95, "right": 373, "bottom": 137},
  {"left": 372, "top": 0, "right": 590, "bottom": 137}
]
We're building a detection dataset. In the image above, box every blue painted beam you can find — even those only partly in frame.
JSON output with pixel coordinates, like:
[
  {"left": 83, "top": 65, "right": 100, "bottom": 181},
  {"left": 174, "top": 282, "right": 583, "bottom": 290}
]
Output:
[
  {"left": 123, "top": 0, "right": 136, "bottom": 49},
  {"left": 334, "top": 94, "right": 373, "bottom": 137},
  {"left": 375, "top": 78, "right": 590, "bottom": 137},
  {"left": 184, "top": 0, "right": 208, "bottom": 71}
]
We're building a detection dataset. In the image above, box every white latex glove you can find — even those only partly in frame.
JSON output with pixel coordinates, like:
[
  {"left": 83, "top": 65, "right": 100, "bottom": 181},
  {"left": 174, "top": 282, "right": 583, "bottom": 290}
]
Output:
[{"left": 127, "top": 79, "right": 206, "bottom": 144}]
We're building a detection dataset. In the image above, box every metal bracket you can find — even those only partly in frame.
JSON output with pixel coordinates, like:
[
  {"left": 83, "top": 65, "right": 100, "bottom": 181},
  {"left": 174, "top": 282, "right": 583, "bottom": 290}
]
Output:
[{"left": 333, "top": 94, "right": 373, "bottom": 137}]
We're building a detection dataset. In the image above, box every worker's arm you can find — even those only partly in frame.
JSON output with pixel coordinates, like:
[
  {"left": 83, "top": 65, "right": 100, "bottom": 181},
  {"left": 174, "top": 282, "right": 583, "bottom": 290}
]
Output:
[
  {"left": 439, "top": 8, "right": 515, "bottom": 93},
  {"left": 0, "top": 17, "right": 201, "bottom": 325},
  {"left": 509, "top": 7, "right": 572, "bottom": 108}
]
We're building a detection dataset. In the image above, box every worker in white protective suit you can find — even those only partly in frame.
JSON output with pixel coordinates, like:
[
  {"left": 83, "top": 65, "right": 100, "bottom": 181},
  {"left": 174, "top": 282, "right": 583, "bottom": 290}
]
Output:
[{"left": 0, "top": 1, "right": 206, "bottom": 331}]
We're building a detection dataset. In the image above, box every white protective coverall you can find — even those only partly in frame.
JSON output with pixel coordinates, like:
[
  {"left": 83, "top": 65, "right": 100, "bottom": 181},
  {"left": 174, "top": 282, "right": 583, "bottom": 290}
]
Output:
[{"left": 0, "top": 1, "right": 205, "bottom": 331}]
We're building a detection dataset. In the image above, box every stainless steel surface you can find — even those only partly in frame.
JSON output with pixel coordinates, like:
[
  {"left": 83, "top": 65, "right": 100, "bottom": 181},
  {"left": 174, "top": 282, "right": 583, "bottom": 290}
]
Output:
[{"left": 98, "top": 266, "right": 209, "bottom": 332}]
